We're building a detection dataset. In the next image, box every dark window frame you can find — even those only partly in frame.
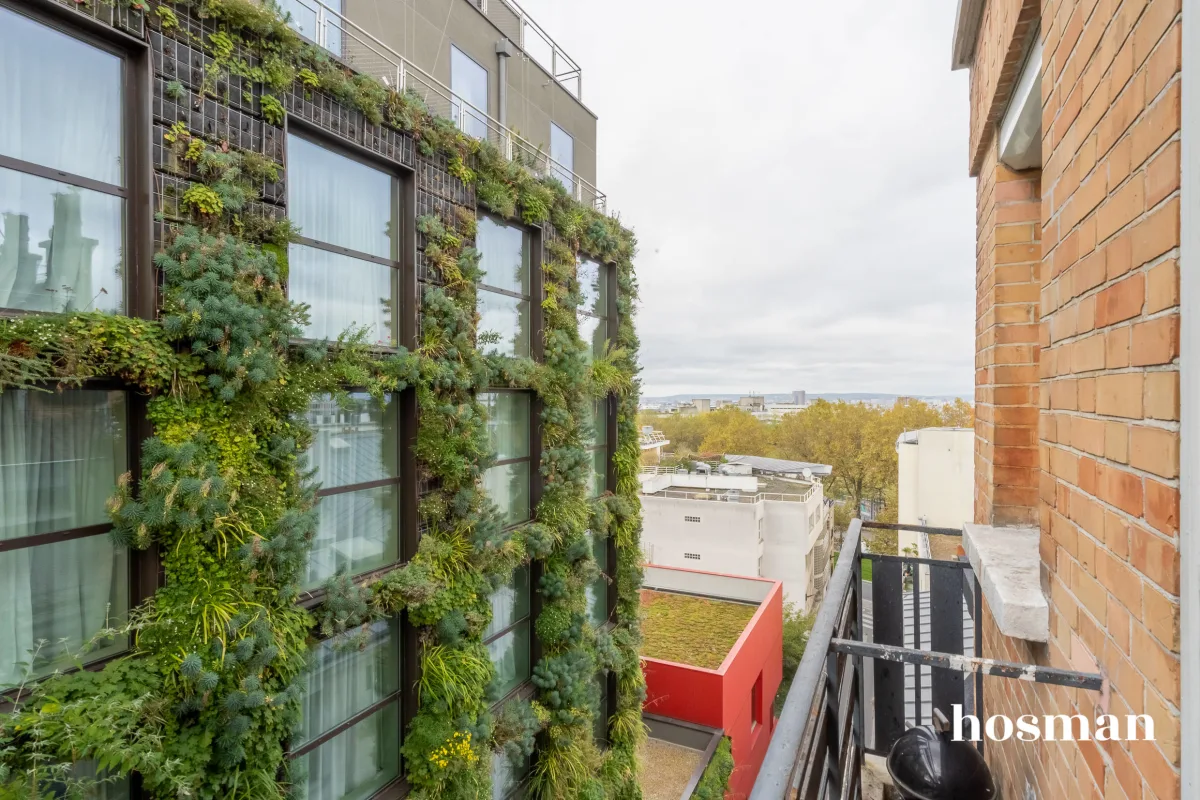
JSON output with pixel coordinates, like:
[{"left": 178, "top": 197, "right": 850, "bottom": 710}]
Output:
[
  {"left": 449, "top": 44, "right": 490, "bottom": 137},
  {"left": 0, "top": 383, "right": 140, "bottom": 699},
  {"left": 301, "top": 391, "right": 406, "bottom": 589},
  {"left": 286, "top": 119, "right": 419, "bottom": 605},
  {"left": 287, "top": 617, "right": 407, "bottom": 800},
  {"left": 476, "top": 213, "right": 534, "bottom": 359},
  {"left": 479, "top": 387, "right": 537, "bottom": 530},
  {"left": 288, "top": 619, "right": 404, "bottom": 758},
  {"left": 482, "top": 568, "right": 534, "bottom": 707},
  {"left": 0, "top": 0, "right": 153, "bottom": 708},
  {"left": 281, "top": 115, "right": 420, "bottom": 800},
  {"left": 283, "top": 125, "right": 405, "bottom": 351},
  {"left": 0, "top": 0, "right": 151, "bottom": 320},
  {"left": 479, "top": 219, "right": 545, "bottom": 716}
]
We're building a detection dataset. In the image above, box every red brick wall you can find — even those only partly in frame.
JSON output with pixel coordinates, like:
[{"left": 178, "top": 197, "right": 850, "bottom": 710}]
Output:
[
  {"left": 967, "top": 0, "right": 1183, "bottom": 796},
  {"left": 969, "top": 0, "right": 1042, "bottom": 175},
  {"left": 975, "top": 147, "right": 1043, "bottom": 526}
]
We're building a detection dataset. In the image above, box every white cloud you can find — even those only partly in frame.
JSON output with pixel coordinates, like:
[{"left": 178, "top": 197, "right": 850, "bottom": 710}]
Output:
[{"left": 518, "top": 0, "right": 976, "bottom": 397}]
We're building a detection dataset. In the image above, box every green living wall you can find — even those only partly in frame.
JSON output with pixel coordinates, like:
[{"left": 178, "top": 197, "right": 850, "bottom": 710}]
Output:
[{"left": 0, "top": 0, "right": 644, "bottom": 798}]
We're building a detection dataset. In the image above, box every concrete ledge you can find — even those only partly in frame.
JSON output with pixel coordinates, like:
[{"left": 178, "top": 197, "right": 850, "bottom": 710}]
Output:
[{"left": 962, "top": 523, "right": 1049, "bottom": 642}]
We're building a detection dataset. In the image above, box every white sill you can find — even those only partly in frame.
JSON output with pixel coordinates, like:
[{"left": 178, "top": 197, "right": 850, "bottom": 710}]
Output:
[{"left": 962, "top": 523, "right": 1049, "bottom": 642}]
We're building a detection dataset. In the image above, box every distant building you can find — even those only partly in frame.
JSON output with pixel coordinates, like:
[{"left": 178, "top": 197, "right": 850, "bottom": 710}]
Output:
[
  {"left": 755, "top": 402, "right": 806, "bottom": 422},
  {"left": 639, "top": 427, "right": 670, "bottom": 465},
  {"left": 638, "top": 466, "right": 833, "bottom": 609},
  {"left": 722, "top": 454, "right": 833, "bottom": 480},
  {"left": 675, "top": 398, "right": 711, "bottom": 416},
  {"left": 895, "top": 428, "right": 973, "bottom": 556},
  {"left": 738, "top": 395, "right": 766, "bottom": 411}
]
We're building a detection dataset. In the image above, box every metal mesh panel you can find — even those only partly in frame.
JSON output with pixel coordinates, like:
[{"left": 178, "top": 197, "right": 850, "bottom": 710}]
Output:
[{"left": 53, "top": 0, "right": 144, "bottom": 36}]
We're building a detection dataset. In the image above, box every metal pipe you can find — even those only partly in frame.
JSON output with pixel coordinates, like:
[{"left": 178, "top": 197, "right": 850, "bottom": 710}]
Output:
[
  {"left": 749, "top": 519, "right": 863, "bottom": 800},
  {"left": 828, "top": 640, "right": 1105, "bottom": 691},
  {"left": 495, "top": 39, "right": 512, "bottom": 128},
  {"left": 861, "top": 521, "right": 963, "bottom": 536}
]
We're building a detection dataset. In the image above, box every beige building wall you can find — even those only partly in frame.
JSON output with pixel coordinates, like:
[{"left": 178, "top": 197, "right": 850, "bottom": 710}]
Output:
[{"left": 341, "top": 0, "right": 598, "bottom": 187}]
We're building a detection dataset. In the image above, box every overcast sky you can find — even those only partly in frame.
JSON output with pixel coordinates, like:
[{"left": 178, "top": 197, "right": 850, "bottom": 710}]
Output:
[{"left": 517, "top": 0, "right": 977, "bottom": 398}]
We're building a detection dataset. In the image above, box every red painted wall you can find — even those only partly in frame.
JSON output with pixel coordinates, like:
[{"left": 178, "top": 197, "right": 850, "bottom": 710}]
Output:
[
  {"left": 641, "top": 573, "right": 784, "bottom": 800},
  {"left": 720, "top": 581, "right": 783, "bottom": 799},
  {"left": 640, "top": 658, "right": 723, "bottom": 729}
]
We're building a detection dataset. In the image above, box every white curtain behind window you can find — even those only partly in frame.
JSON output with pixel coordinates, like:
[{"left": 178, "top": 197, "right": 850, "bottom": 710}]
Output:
[
  {"left": 298, "top": 618, "right": 399, "bottom": 799},
  {"left": 287, "top": 135, "right": 392, "bottom": 259},
  {"left": 0, "top": 7, "right": 124, "bottom": 315},
  {"left": 0, "top": 6, "right": 122, "bottom": 185},
  {"left": 304, "top": 395, "right": 398, "bottom": 588},
  {"left": 0, "top": 391, "right": 127, "bottom": 687}
]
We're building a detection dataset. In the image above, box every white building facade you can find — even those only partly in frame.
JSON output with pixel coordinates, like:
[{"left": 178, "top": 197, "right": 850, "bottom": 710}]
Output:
[
  {"left": 896, "top": 427, "right": 974, "bottom": 555},
  {"left": 637, "top": 470, "right": 832, "bottom": 611}
]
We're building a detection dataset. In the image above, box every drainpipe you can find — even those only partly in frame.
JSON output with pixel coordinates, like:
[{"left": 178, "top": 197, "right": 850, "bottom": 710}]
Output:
[
  {"left": 496, "top": 38, "right": 513, "bottom": 128},
  {"left": 496, "top": 39, "right": 514, "bottom": 159}
]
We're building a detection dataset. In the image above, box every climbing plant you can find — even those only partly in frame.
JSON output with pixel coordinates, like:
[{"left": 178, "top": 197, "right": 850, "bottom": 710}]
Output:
[{"left": 0, "top": 0, "right": 642, "bottom": 799}]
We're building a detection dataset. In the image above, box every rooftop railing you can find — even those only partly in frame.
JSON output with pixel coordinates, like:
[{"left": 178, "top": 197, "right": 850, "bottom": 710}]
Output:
[
  {"left": 750, "top": 520, "right": 1105, "bottom": 799},
  {"left": 471, "top": 0, "right": 583, "bottom": 99},
  {"left": 646, "top": 487, "right": 819, "bottom": 504},
  {"left": 281, "top": 0, "right": 607, "bottom": 212}
]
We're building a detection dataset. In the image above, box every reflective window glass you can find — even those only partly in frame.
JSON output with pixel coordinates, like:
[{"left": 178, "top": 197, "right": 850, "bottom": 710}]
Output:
[
  {"left": 451, "top": 46, "right": 488, "bottom": 139},
  {"left": 0, "top": 8, "right": 123, "bottom": 185}
]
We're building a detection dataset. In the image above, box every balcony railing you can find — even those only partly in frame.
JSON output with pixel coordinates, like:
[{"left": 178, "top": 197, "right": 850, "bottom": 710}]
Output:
[
  {"left": 647, "top": 487, "right": 818, "bottom": 504},
  {"left": 280, "top": 0, "right": 607, "bottom": 212},
  {"left": 472, "top": 0, "right": 583, "bottom": 99},
  {"left": 751, "top": 519, "right": 1105, "bottom": 799}
]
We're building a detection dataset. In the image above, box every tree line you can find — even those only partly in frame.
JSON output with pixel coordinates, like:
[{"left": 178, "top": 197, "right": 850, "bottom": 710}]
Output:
[{"left": 640, "top": 397, "right": 974, "bottom": 525}]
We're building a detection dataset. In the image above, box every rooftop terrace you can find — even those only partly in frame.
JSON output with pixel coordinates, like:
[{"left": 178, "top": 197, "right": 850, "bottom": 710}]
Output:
[{"left": 639, "top": 589, "right": 757, "bottom": 670}]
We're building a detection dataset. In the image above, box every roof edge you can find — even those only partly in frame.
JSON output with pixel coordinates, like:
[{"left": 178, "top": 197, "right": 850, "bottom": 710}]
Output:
[{"left": 951, "top": 0, "right": 986, "bottom": 70}]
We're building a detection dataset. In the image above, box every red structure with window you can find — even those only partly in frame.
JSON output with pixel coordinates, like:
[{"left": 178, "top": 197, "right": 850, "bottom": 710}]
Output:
[{"left": 640, "top": 567, "right": 784, "bottom": 799}]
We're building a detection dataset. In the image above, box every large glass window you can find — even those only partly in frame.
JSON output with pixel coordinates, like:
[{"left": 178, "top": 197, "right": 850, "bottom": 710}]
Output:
[
  {"left": 0, "top": 6, "right": 125, "bottom": 314},
  {"left": 305, "top": 394, "right": 400, "bottom": 589},
  {"left": 0, "top": 390, "right": 129, "bottom": 688},
  {"left": 491, "top": 751, "right": 530, "bottom": 800},
  {"left": 276, "top": 0, "right": 344, "bottom": 58},
  {"left": 585, "top": 532, "right": 608, "bottom": 628},
  {"left": 480, "top": 392, "right": 532, "bottom": 527},
  {"left": 49, "top": 764, "right": 130, "bottom": 799},
  {"left": 485, "top": 566, "right": 531, "bottom": 701},
  {"left": 476, "top": 216, "right": 532, "bottom": 359},
  {"left": 293, "top": 617, "right": 402, "bottom": 800},
  {"left": 576, "top": 257, "right": 609, "bottom": 363},
  {"left": 593, "top": 672, "right": 609, "bottom": 746},
  {"left": 287, "top": 134, "right": 400, "bottom": 347},
  {"left": 549, "top": 123, "right": 574, "bottom": 196},
  {"left": 584, "top": 399, "right": 607, "bottom": 498},
  {"left": 451, "top": 46, "right": 488, "bottom": 140}
]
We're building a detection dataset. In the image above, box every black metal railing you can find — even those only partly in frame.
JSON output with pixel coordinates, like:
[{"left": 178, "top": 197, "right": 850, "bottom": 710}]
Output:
[{"left": 750, "top": 519, "right": 1105, "bottom": 800}]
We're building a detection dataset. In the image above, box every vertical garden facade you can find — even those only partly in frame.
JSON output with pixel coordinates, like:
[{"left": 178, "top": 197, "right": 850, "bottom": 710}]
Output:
[{"left": 0, "top": 1, "right": 644, "bottom": 799}]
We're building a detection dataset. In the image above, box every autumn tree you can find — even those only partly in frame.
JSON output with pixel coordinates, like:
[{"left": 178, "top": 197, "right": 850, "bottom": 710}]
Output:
[
  {"left": 940, "top": 397, "right": 975, "bottom": 428},
  {"left": 698, "top": 407, "right": 774, "bottom": 456},
  {"left": 642, "top": 397, "right": 973, "bottom": 525}
]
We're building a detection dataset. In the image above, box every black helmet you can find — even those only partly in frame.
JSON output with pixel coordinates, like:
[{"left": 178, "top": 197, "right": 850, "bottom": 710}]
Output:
[{"left": 886, "top": 713, "right": 996, "bottom": 800}]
